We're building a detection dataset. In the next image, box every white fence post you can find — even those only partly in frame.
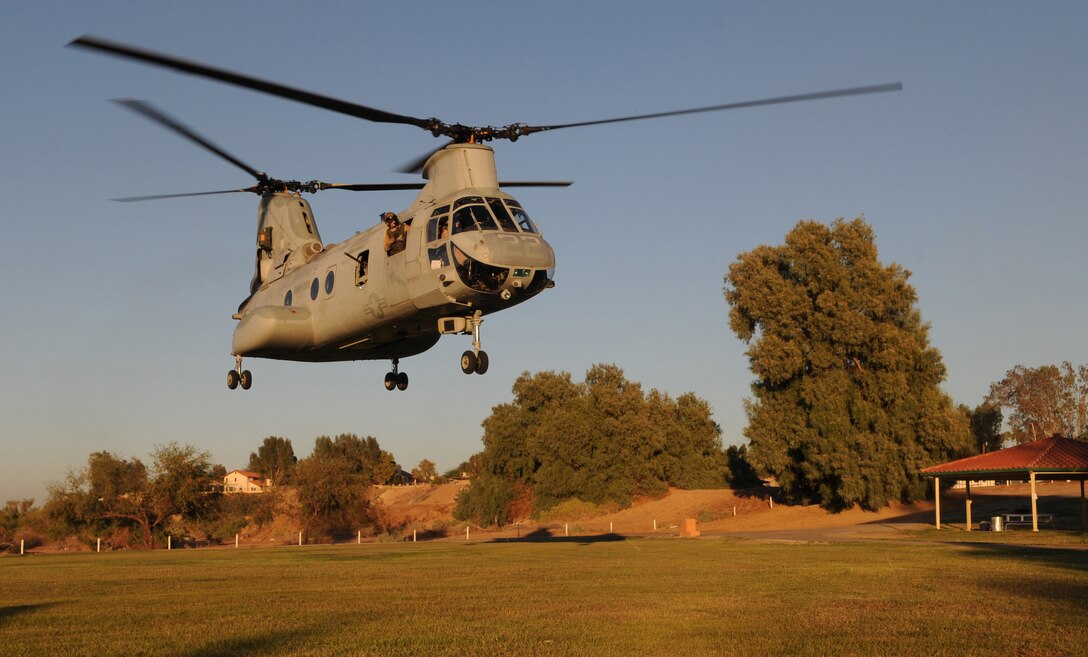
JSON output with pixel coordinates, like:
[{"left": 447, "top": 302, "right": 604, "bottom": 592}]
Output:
[
  {"left": 97, "top": 538, "right": 101, "bottom": 553},
  {"left": 298, "top": 531, "right": 302, "bottom": 546}
]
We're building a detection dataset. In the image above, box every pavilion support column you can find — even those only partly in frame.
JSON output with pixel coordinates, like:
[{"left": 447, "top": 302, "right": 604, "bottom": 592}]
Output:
[
  {"left": 934, "top": 476, "right": 941, "bottom": 530},
  {"left": 1080, "top": 480, "right": 1086, "bottom": 533},
  {"left": 1030, "top": 471, "right": 1038, "bottom": 532},
  {"left": 965, "top": 480, "right": 972, "bottom": 532}
]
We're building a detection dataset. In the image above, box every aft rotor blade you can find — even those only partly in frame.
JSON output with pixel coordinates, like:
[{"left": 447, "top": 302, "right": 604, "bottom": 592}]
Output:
[
  {"left": 519, "top": 83, "right": 904, "bottom": 136},
  {"left": 112, "top": 188, "right": 255, "bottom": 203},
  {"left": 113, "top": 99, "right": 265, "bottom": 180},
  {"left": 396, "top": 142, "right": 453, "bottom": 174},
  {"left": 322, "top": 182, "right": 428, "bottom": 192},
  {"left": 70, "top": 35, "right": 433, "bottom": 130}
]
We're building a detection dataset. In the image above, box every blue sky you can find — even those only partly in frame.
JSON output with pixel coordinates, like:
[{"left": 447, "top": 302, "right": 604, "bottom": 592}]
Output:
[{"left": 2, "top": 2, "right": 1085, "bottom": 502}]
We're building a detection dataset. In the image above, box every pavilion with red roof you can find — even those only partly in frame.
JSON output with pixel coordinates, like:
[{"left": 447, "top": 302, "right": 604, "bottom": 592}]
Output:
[{"left": 921, "top": 435, "right": 1088, "bottom": 532}]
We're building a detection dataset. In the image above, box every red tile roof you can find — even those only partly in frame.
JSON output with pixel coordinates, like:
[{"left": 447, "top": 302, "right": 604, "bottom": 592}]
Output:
[
  {"left": 921, "top": 435, "right": 1088, "bottom": 475},
  {"left": 227, "top": 470, "right": 263, "bottom": 479}
]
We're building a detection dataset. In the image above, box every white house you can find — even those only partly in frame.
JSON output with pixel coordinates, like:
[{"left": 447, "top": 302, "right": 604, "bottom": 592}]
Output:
[{"left": 223, "top": 470, "right": 272, "bottom": 494}]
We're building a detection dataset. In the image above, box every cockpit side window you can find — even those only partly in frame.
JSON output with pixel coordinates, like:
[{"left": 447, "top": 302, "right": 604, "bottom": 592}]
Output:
[
  {"left": 505, "top": 200, "right": 538, "bottom": 233},
  {"left": 427, "top": 205, "right": 451, "bottom": 243},
  {"left": 427, "top": 216, "right": 449, "bottom": 243},
  {"left": 486, "top": 197, "right": 519, "bottom": 232}
]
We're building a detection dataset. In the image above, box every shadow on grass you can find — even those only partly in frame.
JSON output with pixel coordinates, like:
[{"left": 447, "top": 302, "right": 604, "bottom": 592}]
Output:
[
  {"left": 169, "top": 627, "right": 316, "bottom": 657},
  {"left": 0, "top": 602, "right": 62, "bottom": 626},
  {"left": 487, "top": 529, "right": 628, "bottom": 545}
]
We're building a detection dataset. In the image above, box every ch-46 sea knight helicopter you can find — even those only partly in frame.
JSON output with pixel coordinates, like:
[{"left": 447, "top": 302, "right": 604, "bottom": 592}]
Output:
[{"left": 70, "top": 35, "right": 901, "bottom": 392}]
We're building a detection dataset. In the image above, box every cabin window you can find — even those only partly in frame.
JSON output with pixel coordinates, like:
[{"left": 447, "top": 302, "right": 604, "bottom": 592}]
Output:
[
  {"left": 310, "top": 277, "right": 319, "bottom": 300},
  {"left": 325, "top": 270, "right": 335, "bottom": 295},
  {"left": 284, "top": 290, "right": 293, "bottom": 307},
  {"left": 486, "top": 197, "right": 518, "bottom": 232},
  {"left": 506, "top": 200, "right": 538, "bottom": 233},
  {"left": 354, "top": 250, "right": 370, "bottom": 286}
]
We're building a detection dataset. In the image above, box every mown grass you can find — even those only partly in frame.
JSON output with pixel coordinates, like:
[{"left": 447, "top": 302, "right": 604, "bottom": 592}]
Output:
[{"left": 2, "top": 538, "right": 1086, "bottom": 656}]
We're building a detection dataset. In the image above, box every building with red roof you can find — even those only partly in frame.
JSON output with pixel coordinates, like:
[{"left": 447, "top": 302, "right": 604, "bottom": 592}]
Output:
[
  {"left": 224, "top": 469, "right": 273, "bottom": 494},
  {"left": 921, "top": 435, "right": 1088, "bottom": 532}
]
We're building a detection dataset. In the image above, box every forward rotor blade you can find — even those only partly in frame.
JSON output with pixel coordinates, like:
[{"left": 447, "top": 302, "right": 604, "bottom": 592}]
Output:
[
  {"left": 112, "top": 188, "right": 255, "bottom": 203},
  {"left": 70, "top": 35, "right": 432, "bottom": 130},
  {"left": 497, "top": 181, "right": 573, "bottom": 188},
  {"left": 113, "top": 99, "right": 265, "bottom": 180},
  {"left": 519, "top": 83, "right": 904, "bottom": 136},
  {"left": 323, "top": 181, "right": 572, "bottom": 192}
]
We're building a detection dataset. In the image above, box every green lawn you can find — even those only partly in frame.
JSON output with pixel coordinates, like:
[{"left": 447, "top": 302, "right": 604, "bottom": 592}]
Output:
[{"left": 2, "top": 538, "right": 1086, "bottom": 656}]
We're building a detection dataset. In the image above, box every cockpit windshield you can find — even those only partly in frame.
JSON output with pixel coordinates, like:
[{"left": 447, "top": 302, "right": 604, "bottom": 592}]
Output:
[
  {"left": 452, "top": 197, "right": 497, "bottom": 233},
  {"left": 504, "top": 200, "right": 538, "bottom": 234}
]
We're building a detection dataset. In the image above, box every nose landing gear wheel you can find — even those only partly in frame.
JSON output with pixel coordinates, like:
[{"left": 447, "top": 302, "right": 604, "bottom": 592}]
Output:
[
  {"left": 461, "top": 350, "right": 489, "bottom": 374},
  {"left": 227, "top": 370, "right": 240, "bottom": 390},
  {"left": 239, "top": 370, "right": 252, "bottom": 390}
]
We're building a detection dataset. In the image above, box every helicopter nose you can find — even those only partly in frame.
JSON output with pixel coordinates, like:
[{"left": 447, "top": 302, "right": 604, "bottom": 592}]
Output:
[{"left": 451, "top": 233, "right": 555, "bottom": 269}]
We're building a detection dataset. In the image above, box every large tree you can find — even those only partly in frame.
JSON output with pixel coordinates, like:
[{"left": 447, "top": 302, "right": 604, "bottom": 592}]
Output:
[
  {"left": 985, "top": 362, "right": 1087, "bottom": 442},
  {"left": 248, "top": 436, "right": 297, "bottom": 484},
  {"left": 43, "top": 444, "right": 220, "bottom": 548},
  {"left": 310, "top": 434, "right": 400, "bottom": 485},
  {"left": 294, "top": 452, "right": 373, "bottom": 541},
  {"left": 455, "top": 364, "right": 728, "bottom": 525},
  {"left": 724, "top": 218, "right": 970, "bottom": 510}
]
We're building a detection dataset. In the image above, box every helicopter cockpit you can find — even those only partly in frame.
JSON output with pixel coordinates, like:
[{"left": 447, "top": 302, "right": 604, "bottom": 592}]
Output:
[{"left": 424, "top": 195, "right": 548, "bottom": 293}]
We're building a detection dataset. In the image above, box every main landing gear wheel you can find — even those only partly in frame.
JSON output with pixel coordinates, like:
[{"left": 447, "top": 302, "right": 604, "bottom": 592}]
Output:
[
  {"left": 461, "top": 350, "right": 488, "bottom": 375},
  {"left": 227, "top": 357, "right": 253, "bottom": 390},
  {"left": 385, "top": 359, "right": 408, "bottom": 391}
]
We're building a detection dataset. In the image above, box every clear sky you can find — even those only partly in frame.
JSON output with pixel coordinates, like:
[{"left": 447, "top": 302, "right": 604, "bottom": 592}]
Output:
[{"left": 2, "top": 1, "right": 1085, "bottom": 503}]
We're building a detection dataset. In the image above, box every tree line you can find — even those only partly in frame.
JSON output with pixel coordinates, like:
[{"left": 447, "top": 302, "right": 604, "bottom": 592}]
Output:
[
  {"left": 1, "top": 434, "right": 441, "bottom": 552},
  {"left": 6, "top": 218, "right": 1084, "bottom": 550}
]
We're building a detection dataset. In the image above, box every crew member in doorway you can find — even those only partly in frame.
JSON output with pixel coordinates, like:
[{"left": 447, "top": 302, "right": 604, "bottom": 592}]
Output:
[{"left": 382, "top": 211, "right": 409, "bottom": 256}]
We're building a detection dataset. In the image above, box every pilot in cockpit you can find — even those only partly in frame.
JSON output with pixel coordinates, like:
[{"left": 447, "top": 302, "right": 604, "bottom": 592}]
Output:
[{"left": 382, "top": 211, "right": 409, "bottom": 256}]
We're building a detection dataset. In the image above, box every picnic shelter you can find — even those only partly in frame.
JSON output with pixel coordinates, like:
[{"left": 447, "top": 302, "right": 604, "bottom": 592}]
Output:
[{"left": 920, "top": 435, "right": 1088, "bottom": 532}]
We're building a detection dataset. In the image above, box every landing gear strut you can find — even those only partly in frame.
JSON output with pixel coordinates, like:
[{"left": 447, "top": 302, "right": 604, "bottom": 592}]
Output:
[
  {"left": 384, "top": 358, "right": 408, "bottom": 391},
  {"left": 227, "top": 355, "right": 252, "bottom": 390},
  {"left": 460, "top": 312, "right": 488, "bottom": 375}
]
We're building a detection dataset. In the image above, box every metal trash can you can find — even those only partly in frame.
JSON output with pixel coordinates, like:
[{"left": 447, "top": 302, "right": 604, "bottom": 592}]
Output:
[{"left": 991, "top": 516, "right": 1004, "bottom": 532}]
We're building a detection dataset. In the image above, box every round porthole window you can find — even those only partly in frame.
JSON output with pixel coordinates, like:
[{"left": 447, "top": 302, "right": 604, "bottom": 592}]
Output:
[
  {"left": 284, "top": 290, "right": 293, "bottom": 307},
  {"left": 325, "top": 271, "right": 335, "bottom": 294},
  {"left": 310, "top": 278, "right": 319, "bottom": 300}
]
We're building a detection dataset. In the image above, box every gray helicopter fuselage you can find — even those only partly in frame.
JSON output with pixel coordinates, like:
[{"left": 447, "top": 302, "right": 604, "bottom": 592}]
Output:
[{"left": 231, "top": 144, "right": 555, "bottom": 364}]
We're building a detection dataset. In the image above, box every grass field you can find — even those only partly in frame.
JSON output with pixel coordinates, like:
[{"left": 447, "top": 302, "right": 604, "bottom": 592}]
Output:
[{"left": 2, "top": 537, "right": 1086, "bottom": 656}]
